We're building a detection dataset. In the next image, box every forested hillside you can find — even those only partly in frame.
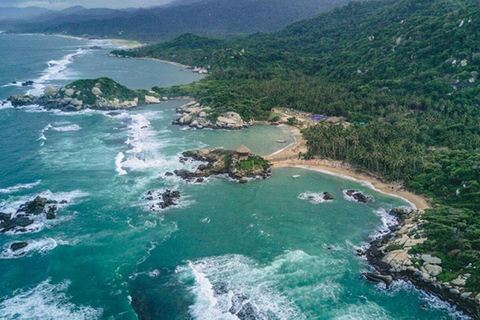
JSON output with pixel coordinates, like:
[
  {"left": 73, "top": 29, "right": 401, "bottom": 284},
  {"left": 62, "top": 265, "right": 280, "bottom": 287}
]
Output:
[
  {"left": 8, "top": 0, "right": 350, "bottom": 41},
  {"left": 113, "top": 0, "right": 480, "bottom": 291}
]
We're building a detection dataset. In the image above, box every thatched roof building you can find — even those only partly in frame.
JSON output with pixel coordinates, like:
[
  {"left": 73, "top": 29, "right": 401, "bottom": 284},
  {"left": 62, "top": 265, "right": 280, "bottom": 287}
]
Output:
[{"left": 236, "top": 145, "right": 251, "bottom": 156}]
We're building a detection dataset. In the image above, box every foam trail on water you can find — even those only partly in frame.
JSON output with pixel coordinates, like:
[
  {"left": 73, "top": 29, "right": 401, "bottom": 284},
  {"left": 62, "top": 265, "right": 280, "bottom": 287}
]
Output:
[
  {"left": 115, "top": 152, "right": 127, "bottom": 175},
  {"left": 0, "top": 180, "right": 41, "bottom": 194},
  {"left": 27, "top": 48, "right": 89, "bottom": 96},
  {"left": 51, "top": 124, "right": 82, "bottom": 132},
  {"left": 37, "top": 124, "right": 52, "bottom": 143},
  {"left": 0, "top": 279, "right": 102, "bottom": 319}
]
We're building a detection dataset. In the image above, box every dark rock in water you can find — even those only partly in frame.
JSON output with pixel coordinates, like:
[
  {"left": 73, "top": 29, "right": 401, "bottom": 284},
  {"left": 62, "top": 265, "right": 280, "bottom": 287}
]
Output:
[
  {"left": 159, "top": 189, "right": 181, "bottom": 209},
  {"left": 107, "top": 112, "right": 122, "bottom": 117},
  {"left": 363, "top": 272, "right": 393, "bottom": 286},
  {"left": 239, "top": 178, "right": 248, "bottom": 184},
  {"left": 21, "top": 80, "right": 34, "bottom": 86},
  {"left": 165, "top": 172, "right": 174, "bottom": 177},
  {"left": 323, "top": 192, "right": 334, "bottom": 201},
  {"left": 174, "top": 169, "right": 194, "bottom": 179},
  {"left": 213, "top": 282, "right": 229, "bottom": 295},
  {"left": 345, "top": 190, "right": 374, "bottom": 203},
  {"left": 12, "top": 81, "right": 17, "bottom": 84},
  {"left": 24, "top": 196, "right": 47, "bottom": 215},
  {"left": 195, "top": 178, "right": 204, "bottom": 183},
  {"left": 60, "top": 200, "right": 68, "bottom": 204},
  {"left": 0, "top": 217, "right": 34, "bottom": 233},
  {"left": 10, "top": 242, "right": 28, "bottom": 251},
  {"left": 0, "top": 213, "right": 11, "bottom": 222},
  {"left": 229, "top": 293, "right": 249, "bottom": 315},
  {"left": 46, "top": 200, "right": 58, "bottom": 204},
  {"left": 236, "top": 302, "right": 258, "bottom": 320},
  {"left": 197, "top": 164, "right": 208, "bottom": 171},
  {"left": 46, "top": 206, "right": 57, "bottom": 220}
]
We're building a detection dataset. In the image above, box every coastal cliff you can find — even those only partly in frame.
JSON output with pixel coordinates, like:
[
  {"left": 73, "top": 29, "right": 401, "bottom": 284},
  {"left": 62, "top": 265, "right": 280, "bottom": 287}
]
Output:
[{"left": 8, "top": 77, "right": 163, "bottom": 111}]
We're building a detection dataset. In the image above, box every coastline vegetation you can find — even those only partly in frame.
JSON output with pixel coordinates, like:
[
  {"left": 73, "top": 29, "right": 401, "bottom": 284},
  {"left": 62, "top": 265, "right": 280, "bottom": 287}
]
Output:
[{"left": 112, "top": 0, "right": 480, "bottom": 291}]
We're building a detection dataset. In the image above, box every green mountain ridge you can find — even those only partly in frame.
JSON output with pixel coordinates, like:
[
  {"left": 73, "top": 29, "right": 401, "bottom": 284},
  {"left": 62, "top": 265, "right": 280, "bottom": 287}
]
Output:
[{"left": 6, "top": 0, "right": 351, "bottom": 41}]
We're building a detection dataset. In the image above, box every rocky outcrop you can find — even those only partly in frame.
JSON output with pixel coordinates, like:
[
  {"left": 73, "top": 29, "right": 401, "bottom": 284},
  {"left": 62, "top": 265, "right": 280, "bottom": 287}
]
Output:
[
  {"left": 0, "top": 196, "right": 65, "bottom": 233},
  {"left": 143, "top": 189, "right": 181, "bottom": 211},
  {"left": 8, "top": 77, "right": 161, "bottom": 111},
  {"left": 343, "top": 190, "right": 374, "bottom": 203},
  {"left": 174, "top": 148, "right": 271, "bottom": 183},
  {"left": 172, "top": 101, "right": 250, "bottom": 130},
  {"left": 363, "top": 208, "right": 480, "bottom": 319}
]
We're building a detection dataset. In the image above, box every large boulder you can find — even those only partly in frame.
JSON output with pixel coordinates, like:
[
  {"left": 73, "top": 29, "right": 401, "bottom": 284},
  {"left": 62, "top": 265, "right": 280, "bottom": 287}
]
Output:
[
  {"left": 44, "top": 86, "right": 58, "bottom": 96},
  {"left": 421, "top": 254, "right": 442, "bottom": 265},
  {"left": 24, "top": 196, "right": 47, "bottom": 215},
  {"left": 91, "top": 87, "right": 102, "bottom": 95},
  {"left": 145, "top": 95, "right": 161, "bottom": 104},
  {"left": 424, "top": 264, "right": 443, "bottom": 277},
  {"left": 64, "top": 88, "right": 75, "bottom": 97}
]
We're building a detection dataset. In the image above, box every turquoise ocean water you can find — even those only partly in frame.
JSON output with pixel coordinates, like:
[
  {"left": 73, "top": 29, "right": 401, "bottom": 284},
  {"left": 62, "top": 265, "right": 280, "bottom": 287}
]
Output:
[{"left": 0, "top": 33, "right": 469, "bottom": 319}]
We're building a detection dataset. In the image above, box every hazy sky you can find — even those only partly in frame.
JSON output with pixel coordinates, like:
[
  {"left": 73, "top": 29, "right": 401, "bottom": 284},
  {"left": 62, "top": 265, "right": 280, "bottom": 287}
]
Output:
[{"left": 0, "top": 0, "right": 173, "bottom": 9}]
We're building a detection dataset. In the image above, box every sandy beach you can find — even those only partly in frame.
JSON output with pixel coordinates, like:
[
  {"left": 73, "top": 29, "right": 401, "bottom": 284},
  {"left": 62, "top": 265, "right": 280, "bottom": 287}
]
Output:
[{"left": 266, "top": 124, "right": 431, "bottom": 210}]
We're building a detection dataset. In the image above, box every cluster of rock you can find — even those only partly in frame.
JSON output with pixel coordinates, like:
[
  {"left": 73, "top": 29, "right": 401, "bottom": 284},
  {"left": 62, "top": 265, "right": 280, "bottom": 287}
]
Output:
[
  {"left": 143, "top": 189, "right": 181, "bottom": 211},
  {"left": 173, "top": 148, "right": 271, "bottom": 183},
  {"left": 363, "top": 208, "right": 480, "bottom": 318},
  {"left": 172, "top": 101, "right": 250, "bottom": 130},
  {"left": 213, "top": 283, "right": 259, "bottom": 320},
  {"left": 8, "top": 78, "right": 162, "bottom": 111},
  {"left": 0, "top": 196, "right": 64, "bottom": 235},
  {"left": 343, "top": 189, "right": 374, "bottom": 203}
]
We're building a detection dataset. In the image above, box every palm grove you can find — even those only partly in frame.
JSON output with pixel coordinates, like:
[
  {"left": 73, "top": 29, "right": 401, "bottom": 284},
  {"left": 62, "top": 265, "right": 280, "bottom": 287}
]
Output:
[{"left": 112, "top": 0, "right": 480, "bottom": 290}]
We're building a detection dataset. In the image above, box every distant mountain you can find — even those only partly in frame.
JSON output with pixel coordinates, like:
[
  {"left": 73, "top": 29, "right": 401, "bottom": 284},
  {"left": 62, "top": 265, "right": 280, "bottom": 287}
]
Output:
[
  {"left": 7, "top": 0, "right": 351, "bottom": 41},
  {"left": 0, "top": 7, "right": 51, "bottom": 21}
]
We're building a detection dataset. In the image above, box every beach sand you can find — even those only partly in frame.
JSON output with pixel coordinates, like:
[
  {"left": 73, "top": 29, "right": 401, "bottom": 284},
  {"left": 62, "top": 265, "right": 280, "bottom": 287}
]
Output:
[{"left": 266, "top": 125, "right": 431, "bottom": 210}]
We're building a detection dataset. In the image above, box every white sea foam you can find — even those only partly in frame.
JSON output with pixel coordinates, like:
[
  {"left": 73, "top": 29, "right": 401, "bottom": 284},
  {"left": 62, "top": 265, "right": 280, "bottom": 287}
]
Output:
[
  {"left": 0, "top": 279, "right": 102, "bottom": 319},
  {"left": 37, "top": 124, "right": 52, "bottom": 142},
  {"left": 298, "top": 191, "right": 333, "bottom": 204},
  {"left": 0, "top": 180, "right": 41, "bottom": 194},
  {"left": 115, "top": 152, "right": 127, "bottom": 175},
  {"left": 370, "top": 208, "right": 398, "bottom": 240},
  {"left": 118, "top": 114, "right": 166, "bottom": 173},
  {"left": 0, "top": 238, "right": 69, "bottom": 259},
  {"left": 51, "top": 124, "right": 82, "bottom": 132},
  {"left": 0, "top": 101, "right": 13, "bottom": 110},
  {"left": 177, "top": 251, "right": 340, "bottom": 320},
  {"left": 27, "top": 48, "right": 88, "bottom": 96}
]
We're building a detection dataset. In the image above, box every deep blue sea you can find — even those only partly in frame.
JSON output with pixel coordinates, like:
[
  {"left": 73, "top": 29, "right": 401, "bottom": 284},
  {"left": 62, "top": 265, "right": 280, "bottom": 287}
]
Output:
[{"left": 0, "top": 33, "right": 469, "bottom": 319}]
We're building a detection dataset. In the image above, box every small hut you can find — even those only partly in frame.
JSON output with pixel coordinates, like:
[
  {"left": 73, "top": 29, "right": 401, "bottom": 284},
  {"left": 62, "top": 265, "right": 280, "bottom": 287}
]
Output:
[{"left": 236, "top": 145, "right": 251, "bottom": 157}]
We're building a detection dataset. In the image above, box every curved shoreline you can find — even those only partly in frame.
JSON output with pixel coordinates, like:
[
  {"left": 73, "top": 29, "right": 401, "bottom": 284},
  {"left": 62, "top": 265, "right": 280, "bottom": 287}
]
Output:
[{"left": 265, "top": 124, "right": 431, "bottom": 210}]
